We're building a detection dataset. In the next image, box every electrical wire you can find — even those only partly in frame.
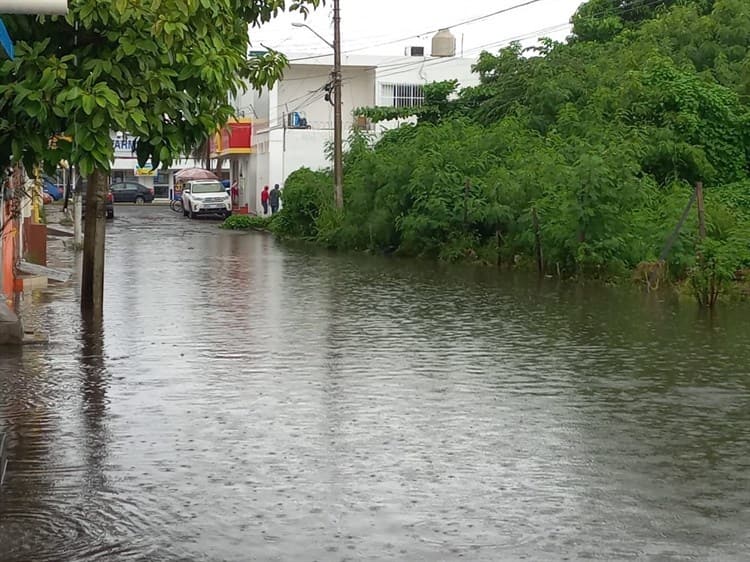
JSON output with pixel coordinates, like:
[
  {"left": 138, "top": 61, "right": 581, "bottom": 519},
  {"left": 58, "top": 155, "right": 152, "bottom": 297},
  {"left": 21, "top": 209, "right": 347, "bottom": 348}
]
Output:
[
  {"left": 253, "top": 0, "right": 671, "bottom": 129},
  {"left": 267, "top": 21, "right": 571, "bottom": 91},
  {"left": 286, "top": 0, "right": 554, "bottom": 62},
  {"left": 269, "top": 0, "right": 668, "bottom": 89}
]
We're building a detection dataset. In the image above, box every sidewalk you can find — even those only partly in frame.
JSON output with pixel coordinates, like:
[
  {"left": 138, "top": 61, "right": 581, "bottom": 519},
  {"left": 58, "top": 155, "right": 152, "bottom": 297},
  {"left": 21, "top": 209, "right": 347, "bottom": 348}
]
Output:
[{"left": 0, "top": 205, "right": 76, "bottom": 346}]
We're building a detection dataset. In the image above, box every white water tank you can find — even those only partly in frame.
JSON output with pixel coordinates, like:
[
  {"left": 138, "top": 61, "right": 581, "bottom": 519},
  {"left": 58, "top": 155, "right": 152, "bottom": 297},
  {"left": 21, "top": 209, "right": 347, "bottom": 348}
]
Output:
[{"left": 431, "top": 28, "right": 456, "bottom": 57}]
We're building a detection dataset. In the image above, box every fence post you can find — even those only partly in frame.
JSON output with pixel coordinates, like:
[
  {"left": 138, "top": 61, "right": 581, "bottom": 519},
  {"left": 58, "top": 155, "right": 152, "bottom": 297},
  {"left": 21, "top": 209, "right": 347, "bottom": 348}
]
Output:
[
  {"left": 532, "top": 207, "right": 543, "bottom": 275},
  {"left": 695, "top": 181, "right": 706, "bottom": 240}
]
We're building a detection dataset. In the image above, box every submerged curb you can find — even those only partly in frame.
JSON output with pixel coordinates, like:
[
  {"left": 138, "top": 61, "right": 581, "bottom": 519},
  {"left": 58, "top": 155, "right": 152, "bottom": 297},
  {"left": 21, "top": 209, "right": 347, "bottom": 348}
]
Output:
[{"left": 0, "top": 432, "right": 7, "bottom": 487}]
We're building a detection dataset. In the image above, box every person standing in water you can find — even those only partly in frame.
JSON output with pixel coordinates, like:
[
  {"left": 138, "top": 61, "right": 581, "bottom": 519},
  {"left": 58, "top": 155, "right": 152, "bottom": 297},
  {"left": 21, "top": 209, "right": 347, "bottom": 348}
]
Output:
[
  {"left": 260, "top": 185, "right": 270, "bottom": 215},
  {"left": 269, "top": 184, "right": 281, "bottom": 214}
]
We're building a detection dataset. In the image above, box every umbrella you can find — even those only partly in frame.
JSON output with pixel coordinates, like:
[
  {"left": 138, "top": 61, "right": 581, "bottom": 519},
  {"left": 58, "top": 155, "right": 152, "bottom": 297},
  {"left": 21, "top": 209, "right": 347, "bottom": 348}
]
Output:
[{"left": 174, "top": 167, "right": 218, "bottom": 181}]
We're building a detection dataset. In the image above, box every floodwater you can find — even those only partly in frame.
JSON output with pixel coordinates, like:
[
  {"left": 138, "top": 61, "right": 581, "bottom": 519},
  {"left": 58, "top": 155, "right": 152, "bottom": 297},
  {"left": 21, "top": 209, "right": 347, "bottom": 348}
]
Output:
[{"left": 1, "top": 205, "right": 749, "bottom": 561}]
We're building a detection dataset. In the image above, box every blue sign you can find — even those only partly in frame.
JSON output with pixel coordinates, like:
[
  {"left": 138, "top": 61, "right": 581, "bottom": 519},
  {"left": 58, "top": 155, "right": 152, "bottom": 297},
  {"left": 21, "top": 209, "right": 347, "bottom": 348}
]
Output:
[{"left": 0, "top": 19, "right": 13, "bottom": 60}]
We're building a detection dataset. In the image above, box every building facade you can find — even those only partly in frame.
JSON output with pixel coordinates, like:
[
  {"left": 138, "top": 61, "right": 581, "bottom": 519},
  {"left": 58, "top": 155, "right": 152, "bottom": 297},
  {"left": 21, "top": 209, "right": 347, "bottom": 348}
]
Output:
[
  {"left": 110, "top": 132, "right": 221, "bottom": 200},
  {"left": 226, "top": 50, "right": 479, "bottom": 213}
]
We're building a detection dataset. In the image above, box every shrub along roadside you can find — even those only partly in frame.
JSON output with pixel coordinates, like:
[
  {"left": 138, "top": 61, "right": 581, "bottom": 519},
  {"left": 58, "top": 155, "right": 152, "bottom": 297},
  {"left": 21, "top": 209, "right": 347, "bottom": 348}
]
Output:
[
  {"left": 220, "top": 214, "right": 275, "bottom": 231},
  {"left": 264, "top": 1, "right": 750, "bottom": 305}
]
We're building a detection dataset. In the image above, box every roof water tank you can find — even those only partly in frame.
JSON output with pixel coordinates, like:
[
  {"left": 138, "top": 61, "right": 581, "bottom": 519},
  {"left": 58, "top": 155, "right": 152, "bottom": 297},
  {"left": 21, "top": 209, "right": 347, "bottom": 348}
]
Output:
[{"left": 431, "top": 28, "right": 456, "bottom": 57}]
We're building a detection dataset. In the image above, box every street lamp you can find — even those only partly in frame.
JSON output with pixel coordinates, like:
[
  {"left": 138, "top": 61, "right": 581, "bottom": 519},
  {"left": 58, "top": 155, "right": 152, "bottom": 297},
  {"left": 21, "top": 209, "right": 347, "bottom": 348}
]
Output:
[
  {"left": 291, "top": 0, "right": 344, "bottom": 209},
  {"left": 291, "top": 22, "right": 333, "bottom": 49}
]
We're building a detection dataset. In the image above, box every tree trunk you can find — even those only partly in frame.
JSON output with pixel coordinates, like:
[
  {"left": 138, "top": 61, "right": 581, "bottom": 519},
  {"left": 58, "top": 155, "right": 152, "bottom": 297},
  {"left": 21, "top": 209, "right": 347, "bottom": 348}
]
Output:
[{"left": 80, "top": 169, "right": 108, "bottom": 318}]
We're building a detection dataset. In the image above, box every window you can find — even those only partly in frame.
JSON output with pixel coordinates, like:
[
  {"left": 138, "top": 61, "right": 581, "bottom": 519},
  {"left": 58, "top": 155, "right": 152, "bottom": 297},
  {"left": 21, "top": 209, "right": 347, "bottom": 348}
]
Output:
[{"left": 380, "top": 83, "right": 424, "bottom": 108}]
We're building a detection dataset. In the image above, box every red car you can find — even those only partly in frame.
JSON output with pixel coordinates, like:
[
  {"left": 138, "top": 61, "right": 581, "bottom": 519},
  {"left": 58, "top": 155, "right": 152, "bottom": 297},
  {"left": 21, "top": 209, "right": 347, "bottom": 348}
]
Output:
[{"left": 81, "top": 189, "right": 115, "bottom": 219}]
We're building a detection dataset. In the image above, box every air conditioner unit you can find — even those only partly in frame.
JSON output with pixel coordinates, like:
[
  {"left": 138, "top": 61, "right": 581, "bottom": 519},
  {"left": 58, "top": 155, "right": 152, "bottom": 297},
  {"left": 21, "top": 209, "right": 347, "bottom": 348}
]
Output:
[
  {"left": 287, "top": 111, "right": 310, "bottom": 129},
  {"left": 405, "top": 46, "right": 424, "bottom": 57}
]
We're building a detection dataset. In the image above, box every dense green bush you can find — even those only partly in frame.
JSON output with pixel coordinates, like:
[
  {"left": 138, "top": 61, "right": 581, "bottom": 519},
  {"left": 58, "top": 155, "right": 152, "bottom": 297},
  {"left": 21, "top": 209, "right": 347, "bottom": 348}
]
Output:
[
  {"left": 274, "top": 0, "right": 750, "bottom": 302},
  {"left": 270, "top": 167, "right": 331, "bottom": 239},
  {"left": 221, "top": 214, "right": 274, "bottom": 231}
]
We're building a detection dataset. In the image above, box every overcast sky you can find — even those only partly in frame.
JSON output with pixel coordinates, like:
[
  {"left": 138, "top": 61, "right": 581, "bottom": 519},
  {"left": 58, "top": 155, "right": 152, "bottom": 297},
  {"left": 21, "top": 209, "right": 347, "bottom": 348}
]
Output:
[{"left": 251, "top": 0, "right": 587, "bottom": 59}]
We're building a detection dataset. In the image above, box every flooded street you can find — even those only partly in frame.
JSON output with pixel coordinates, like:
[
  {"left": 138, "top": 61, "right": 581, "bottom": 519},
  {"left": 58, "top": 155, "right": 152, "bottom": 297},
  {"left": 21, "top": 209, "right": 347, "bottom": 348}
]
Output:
[{"left": 1, "top": 205, "right": 749, "bottom": 561}]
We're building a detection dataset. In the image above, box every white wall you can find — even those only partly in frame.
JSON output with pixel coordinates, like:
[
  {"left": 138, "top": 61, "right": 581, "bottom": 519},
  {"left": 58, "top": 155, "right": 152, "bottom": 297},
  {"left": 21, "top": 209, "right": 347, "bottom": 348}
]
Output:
[
  {"left": 232, "top": 83, "right": 269, "bottom": 121},
  {"left": 240, "top": 53, "right": 479, "bottom": 211},
  {"left": 283, "top": 129, "right": 332, "bottom": 177},
  {"left": 277, "top": 65, "right": 376, "bottom": 131},
  {"left": 374, "top": 56, "right": 478, "bottom": 98}
]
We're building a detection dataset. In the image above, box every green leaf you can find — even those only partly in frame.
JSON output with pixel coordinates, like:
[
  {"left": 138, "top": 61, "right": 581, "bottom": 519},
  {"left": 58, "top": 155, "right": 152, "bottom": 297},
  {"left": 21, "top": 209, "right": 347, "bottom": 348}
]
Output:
[
  {"left": 82, "top": 94, "right": 95, "bottom": 115},
  {"left": 92, "top": 111, "right": 105, "bottom": 129}
]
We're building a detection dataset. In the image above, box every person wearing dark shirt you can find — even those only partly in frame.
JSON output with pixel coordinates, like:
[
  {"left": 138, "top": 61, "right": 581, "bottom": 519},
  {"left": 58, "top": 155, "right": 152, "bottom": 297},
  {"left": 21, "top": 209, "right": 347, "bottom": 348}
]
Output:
[{"left": 269, "top": 184, "right": 281, "bottom": 214}]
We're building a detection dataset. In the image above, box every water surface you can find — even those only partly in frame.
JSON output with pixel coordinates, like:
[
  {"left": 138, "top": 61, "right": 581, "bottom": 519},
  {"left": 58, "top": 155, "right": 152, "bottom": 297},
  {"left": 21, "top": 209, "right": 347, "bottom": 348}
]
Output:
[{"left": 1, "top": 206, "right": 748, "bottom": 561}]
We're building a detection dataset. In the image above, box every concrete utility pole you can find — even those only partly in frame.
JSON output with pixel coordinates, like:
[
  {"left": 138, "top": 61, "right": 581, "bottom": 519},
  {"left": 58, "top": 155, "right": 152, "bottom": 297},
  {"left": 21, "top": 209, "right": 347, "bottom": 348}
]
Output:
[
  {"left": 332, "top": 0, "right": 344, "bottom": 209},
  {"left": 292, "top": 7, "right": 344, "bottom": 209}
]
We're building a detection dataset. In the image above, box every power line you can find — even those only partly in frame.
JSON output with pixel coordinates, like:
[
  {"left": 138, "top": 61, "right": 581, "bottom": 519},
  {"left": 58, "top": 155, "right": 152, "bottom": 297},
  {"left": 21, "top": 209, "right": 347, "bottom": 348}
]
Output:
[
  {"left": 255, "top": 22, "right": 566, "bottom": 132},
  {"left": 272, "top": 22, "right": 569, "bottom": 89},
  {"left": 371, "top": 24, "right": 570, "bottom": 83},
  {"left": 287, "top": 0, "right": 554, "bottom": 62},
  {"left": 278, "top": 0, "right": 667, "bottom": 87},
  {"left": 253, "top": 0, "right": 670, "bottom": 129}
]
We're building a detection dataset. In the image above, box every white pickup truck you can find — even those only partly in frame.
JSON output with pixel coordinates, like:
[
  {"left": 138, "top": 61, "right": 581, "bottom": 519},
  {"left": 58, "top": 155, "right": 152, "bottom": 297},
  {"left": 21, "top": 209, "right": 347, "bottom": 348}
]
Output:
[{"left": 181, "top": 180, "right": 232, "bottom": 219}]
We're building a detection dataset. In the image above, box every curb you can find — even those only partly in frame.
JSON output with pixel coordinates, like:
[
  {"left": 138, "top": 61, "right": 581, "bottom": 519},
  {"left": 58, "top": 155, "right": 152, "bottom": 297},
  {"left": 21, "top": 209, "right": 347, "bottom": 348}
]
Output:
[{"left": 0, "top": 432, "right": 7, "bottom": 487}]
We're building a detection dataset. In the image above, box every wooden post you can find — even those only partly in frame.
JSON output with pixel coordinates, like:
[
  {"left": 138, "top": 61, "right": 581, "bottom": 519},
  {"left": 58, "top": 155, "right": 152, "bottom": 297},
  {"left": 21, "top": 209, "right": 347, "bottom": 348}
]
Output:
[
  {"left": 463, "top": 179, "right": 470, "bottom": 230},
  {"left": 495, "top": 229, "right": 502, "bottom": 267},
  {"left": 695, "top": 181, "right": 706, "bottom": 240},
  {"left": 80, "top": 169, "right": 108, "bottom": 318},
  {"left": 531, "top": 207, "right": 544, "bottom": 275},
  {"left": 658, "top": 189, "right": 696, "bottom": 262}
]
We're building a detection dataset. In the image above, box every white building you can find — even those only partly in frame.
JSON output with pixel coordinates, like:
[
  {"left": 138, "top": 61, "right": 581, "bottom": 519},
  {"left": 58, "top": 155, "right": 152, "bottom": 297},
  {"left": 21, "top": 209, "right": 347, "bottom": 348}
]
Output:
[{"left": 223, "top": 36, "right": 479, "bottom": 213}]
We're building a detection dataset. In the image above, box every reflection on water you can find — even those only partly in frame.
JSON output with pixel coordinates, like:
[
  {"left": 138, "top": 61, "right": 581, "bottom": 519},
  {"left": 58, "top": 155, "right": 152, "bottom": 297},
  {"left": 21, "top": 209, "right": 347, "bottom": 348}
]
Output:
[{"left": 1, "top": 206, "right": 749, "bottom": 561}]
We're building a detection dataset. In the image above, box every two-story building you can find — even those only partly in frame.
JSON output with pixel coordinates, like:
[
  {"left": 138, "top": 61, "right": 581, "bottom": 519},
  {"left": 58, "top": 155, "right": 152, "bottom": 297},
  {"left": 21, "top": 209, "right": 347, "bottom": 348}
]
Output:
[{"left": 217, "top": 31, "right": 480, "bottom": 213}]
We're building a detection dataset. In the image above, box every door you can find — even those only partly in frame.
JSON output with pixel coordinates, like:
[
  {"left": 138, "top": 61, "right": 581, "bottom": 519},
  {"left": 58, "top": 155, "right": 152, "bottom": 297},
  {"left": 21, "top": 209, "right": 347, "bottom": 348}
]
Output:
[
  {"left": 110, "top": 182, "right": 134, "bottom": 202},
  {"left": 125, "top": 182, "right": 143, "bottom": 202}
]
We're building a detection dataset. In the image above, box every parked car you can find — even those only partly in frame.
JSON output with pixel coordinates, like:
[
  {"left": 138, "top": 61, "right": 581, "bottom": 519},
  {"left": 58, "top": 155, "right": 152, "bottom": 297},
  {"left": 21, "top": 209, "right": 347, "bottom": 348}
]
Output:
[
  {"left": 105, "top": 190, "right": 115, "bottom": 218},
  {"left": 81, "top": 189, "right": 115, "bottom": 219},
  {"left": 181, "top": 180, "right": 232, "bottom": 219},
  {"left": 109, "top": 181, "right": 155, "bottom": 204},
  {"left": 42, "top": 178, "right": 63, "bottom": 201}
]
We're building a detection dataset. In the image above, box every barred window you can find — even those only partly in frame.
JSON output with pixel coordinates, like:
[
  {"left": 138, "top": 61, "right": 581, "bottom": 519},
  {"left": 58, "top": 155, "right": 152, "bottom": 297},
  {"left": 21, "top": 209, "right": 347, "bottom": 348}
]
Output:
[{"left": 380, "top": 83, "right": 424, "bottom": 108}]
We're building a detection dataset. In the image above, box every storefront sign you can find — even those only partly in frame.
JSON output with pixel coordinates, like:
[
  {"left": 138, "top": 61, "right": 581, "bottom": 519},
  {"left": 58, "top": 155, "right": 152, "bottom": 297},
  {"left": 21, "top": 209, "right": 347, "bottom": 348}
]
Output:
[
  {"left": 112, "top": 133, "right": 137, "bottom": 158},
  {"left": 134, "top": 162, "right": 156, "bottom": 176}
]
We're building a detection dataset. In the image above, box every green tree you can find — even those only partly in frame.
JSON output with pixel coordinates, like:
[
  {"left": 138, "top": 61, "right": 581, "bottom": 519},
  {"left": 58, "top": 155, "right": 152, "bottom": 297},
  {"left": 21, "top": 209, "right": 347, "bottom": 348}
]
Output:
[
  {"left": 0, "top": 0, "right": 321, "bottom": 316},
  {"left": 571, "top": 0, "right": 715, "bottom": 42},
  {"left": 277, "top": 0, "right": 750, "bottom": 305}
]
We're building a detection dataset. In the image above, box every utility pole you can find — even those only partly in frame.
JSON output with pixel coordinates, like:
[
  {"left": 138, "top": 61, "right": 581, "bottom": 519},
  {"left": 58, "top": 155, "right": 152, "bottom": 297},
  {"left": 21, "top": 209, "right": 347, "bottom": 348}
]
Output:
[{"left": 332, "top": 0, "right": 344, "bottom": 209}]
